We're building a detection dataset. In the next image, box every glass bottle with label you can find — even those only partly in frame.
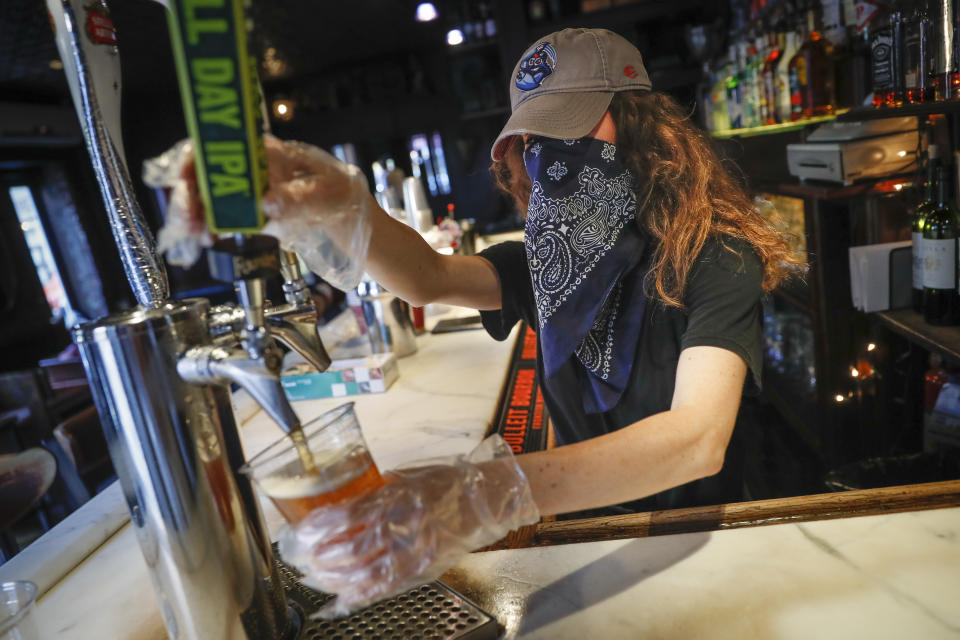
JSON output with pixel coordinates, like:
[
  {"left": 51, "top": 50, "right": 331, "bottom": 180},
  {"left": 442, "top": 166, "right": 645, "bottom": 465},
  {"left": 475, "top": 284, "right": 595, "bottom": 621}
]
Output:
[
  {"left": 763, "top": 32, "right": 784, "bottom": 124},
  {"left": 871, "top": 21, "right": 895, "bottom": 106},
  {"left": 888, "top": 3, "right": 907, "bottom": 106},
  {"left": 779, "top": 28, "right": 801, "bottom": 122},
  {"left": 914, "top": 143, "right": 940, "bottom": 312},
  {"left": 712, "top": 53, "right": 731, "bottom": 131},
  {"left": 922, "top": 164, "right": 959, "bottom": 325},
  {"left": 932, "top": 0, "right": 958, "bottom": 99},
  {"left": 904, "top": 0, "right": 933, "bottom": 102},
  {"left": 789, "top": 6, "right": 835, "bottom": 119},
  {"left": 726, "top": 44, "right": 743, "bottom": 129}
]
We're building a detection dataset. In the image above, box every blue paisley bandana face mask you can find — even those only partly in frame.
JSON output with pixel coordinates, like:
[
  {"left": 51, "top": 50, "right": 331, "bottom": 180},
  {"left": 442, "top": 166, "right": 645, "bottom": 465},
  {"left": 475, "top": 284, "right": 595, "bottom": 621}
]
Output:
[{"left": 523, "top": 135, "right": 648, "bottom": 414}]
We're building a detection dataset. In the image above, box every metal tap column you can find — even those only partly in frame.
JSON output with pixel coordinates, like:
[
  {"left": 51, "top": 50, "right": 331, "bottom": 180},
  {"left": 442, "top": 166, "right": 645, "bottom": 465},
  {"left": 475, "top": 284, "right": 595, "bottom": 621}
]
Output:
[{"left": 74, "top": 300, "right": 294, "bottom": 639}]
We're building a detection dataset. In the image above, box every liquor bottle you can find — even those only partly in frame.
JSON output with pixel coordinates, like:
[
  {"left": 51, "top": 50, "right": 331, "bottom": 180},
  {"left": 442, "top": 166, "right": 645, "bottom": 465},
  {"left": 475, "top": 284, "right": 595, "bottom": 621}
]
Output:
[
  {"left": 914, "top": 144, "right": 940, "bottom": 312},
  {"left": 726, "top": 44, "right": 744, "bottom": 129},
  {"left": 871, "top": 20, "right": 895, "bottom": 106},
  {"left": 779, "top": 28, "right": 801, "bottom": 122},
  {"left": 931, "top": 0, "right": 958, "bottom": 99},
  {"left": 762, "top": 32, "right": 783, "bottom": 124},
  {"left": 697, "top": 62, "right": 715, "bottom": 131},
  {"left": 789, "top": 6, "right": 835, "bottom": 119},
  {"left": 755, "top": 36, "right": 771, "bottom": 126},
  {"left": 888, "top": 3, "right": 907, "bottom": 106},
  {"left": 904, "top": 0, "right": 933, "bottom": 102},
  {"left": 711, "top": 54, "right": 731, "bottom": 131},
  {"left": 739, "top": 41, "right": 757, "bottom": 127},
  {"left": 922, "top": 164, "right": 959, "bottom": 325}
]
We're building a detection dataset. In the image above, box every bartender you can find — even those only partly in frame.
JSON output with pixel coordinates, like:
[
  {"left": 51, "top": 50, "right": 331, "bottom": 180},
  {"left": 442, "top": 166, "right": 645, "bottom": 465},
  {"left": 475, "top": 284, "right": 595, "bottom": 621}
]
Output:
[{"left": 181, "top": 28, "right": 801, "bottom": 615}]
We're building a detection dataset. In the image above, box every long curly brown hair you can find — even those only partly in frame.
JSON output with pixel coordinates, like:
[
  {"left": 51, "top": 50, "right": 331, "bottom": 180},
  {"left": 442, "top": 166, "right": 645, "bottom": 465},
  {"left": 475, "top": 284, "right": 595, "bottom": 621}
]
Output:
[{"left": 491, "top": 91, "right": 804, "bottom": 308}]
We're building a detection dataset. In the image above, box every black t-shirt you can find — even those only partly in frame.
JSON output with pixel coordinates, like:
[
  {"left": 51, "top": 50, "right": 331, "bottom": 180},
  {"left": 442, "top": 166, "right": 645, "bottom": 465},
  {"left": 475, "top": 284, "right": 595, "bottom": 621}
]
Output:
[{"left": 479, "top": 236, "right": 764, "bottom": 510}]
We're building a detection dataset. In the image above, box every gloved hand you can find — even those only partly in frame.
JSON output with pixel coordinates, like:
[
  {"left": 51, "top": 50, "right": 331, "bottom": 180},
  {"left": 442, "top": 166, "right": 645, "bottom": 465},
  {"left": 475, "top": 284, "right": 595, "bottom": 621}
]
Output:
[
  {"left": 143, "top": 135, "right": 375, "bottom": 290},
  {"left": 277, "top": 435, "right": 540, "bottom": 618}
]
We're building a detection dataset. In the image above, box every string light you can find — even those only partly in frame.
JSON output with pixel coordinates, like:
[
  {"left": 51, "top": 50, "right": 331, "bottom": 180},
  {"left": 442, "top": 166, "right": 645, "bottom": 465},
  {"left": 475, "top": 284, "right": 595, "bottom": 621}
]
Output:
[
  {"left": 834, "top": 394, "right": 846, "bottom": 403},
  {"left": 850, "top": 367, "right": 860, "bottom": 378},
  {"left": 867, "top": 343, "right": 876, "bottom": 351}
]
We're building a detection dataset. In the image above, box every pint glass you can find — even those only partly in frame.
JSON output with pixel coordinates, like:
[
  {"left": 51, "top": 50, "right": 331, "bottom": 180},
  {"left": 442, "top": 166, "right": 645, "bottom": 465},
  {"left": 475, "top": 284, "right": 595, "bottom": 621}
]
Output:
[{"left": 243, "top": 402, "right": 384, "bottom": 523}]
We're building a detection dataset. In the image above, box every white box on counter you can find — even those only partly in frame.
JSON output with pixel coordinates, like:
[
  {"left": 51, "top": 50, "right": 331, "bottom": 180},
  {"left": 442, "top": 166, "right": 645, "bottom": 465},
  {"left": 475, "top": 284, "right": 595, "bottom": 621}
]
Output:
[
  {"left": 849, "top": 240, "right": 911, "bottom": 313},
  {"left": 281, "top": 353, "right": 399, "bottom": 401}
]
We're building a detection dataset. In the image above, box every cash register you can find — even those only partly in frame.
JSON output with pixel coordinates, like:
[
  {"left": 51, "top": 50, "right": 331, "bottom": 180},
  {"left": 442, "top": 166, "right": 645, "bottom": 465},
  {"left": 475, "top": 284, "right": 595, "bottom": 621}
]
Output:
[{"left": 787, "top": 116, "right": 921, "bottom": 185}]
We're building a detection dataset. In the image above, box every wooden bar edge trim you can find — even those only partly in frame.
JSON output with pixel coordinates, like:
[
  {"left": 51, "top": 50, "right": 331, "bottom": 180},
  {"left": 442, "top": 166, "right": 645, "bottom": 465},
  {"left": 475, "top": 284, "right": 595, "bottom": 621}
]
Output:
[{"left": 529, "top": 479, "right": 960, "bottom": 547}]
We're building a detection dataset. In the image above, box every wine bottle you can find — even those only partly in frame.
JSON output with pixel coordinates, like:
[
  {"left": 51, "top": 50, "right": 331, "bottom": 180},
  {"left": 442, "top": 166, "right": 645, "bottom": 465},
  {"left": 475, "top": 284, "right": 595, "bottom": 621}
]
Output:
[
  {"left": 914, "top": 144, "right": 940, "bottom": 312},
  {"left": 923, "top": 164, "right": 959, "bottom": 325}
]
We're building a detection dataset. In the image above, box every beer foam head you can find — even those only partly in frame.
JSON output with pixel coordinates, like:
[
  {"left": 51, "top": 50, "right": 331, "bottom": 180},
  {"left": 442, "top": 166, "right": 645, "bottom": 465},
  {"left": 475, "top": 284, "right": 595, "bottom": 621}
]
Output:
[
  {"left": 254, "top": 446, "right": 363, "bottom": 499},
  {"left": 257, "top": 472, "right": 338, "bottom": 499}
]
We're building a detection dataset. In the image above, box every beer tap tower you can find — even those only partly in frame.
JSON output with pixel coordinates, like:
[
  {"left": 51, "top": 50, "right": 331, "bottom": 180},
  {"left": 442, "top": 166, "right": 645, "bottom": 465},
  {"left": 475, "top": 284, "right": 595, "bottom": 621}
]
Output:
[
  {"left": 46, "top": 1, "right": 498, "bottom": 638},
  {"left": 47, "top": 0, "right": 322, "bottom": 637}
]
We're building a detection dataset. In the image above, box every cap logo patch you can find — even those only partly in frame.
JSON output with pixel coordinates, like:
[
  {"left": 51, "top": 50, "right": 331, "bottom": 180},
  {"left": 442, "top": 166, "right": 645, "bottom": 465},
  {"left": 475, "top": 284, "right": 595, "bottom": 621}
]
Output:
[
  {"left": 516, "top": 42, "right": 557, "bottom": 91},
  {"left": 623, "top": 65, "right": 639, "bottom": 79}
]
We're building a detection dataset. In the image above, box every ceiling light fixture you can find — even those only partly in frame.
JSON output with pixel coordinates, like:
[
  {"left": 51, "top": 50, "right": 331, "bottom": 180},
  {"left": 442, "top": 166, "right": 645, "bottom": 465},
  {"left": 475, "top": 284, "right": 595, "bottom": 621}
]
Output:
[
  {"left": 272, "top": 99, "right": 294, "bottom": 121},
  {"left": 446, "top": 28, "right": 464, "bottom": 46},
  {"left": 415, "top": 2, "right": 438, "bottom": 22}
]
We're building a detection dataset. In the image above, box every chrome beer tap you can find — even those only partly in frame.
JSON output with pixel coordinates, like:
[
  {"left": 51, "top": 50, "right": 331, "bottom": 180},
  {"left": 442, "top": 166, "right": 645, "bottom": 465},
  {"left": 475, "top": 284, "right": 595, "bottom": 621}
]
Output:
[{"left": 179, "top": 236, "right": 330, "bottom": 434}]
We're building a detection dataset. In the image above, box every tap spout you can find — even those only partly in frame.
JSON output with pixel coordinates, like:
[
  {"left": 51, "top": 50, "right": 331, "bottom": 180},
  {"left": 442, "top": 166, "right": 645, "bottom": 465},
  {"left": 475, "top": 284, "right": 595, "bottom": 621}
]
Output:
[{"left": 178, "top": 344, "right": 300, "bottom": 434}]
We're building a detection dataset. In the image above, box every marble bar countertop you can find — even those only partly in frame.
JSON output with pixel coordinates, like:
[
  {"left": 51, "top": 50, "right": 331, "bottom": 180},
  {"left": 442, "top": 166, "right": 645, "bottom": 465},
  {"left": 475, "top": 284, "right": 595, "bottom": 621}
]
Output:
[{"left": 6, "top": 294, "right": 960, "bottom": 638}]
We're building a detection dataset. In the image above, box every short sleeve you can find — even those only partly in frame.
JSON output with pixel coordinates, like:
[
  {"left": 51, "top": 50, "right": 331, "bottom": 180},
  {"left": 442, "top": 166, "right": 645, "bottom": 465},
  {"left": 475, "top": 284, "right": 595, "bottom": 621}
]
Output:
[
  {"left": 680, "top": 237, "right": 764, "bottom": 389},
  {"left": 477, "top": 241, "right": 536, "bottom": 341}
]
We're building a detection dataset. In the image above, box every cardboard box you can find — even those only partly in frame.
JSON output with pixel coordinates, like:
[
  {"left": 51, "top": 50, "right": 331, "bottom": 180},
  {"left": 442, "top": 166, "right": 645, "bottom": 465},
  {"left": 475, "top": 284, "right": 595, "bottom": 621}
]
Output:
[{"left": 281, "top": 353, "right": 399, "bottom": 401}]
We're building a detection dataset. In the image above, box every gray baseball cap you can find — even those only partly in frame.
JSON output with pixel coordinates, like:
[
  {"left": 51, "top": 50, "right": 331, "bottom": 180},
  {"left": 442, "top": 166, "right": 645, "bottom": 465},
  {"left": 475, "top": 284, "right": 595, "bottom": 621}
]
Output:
[{"left": 491, "top": 28, "right": 652, "bottom": 161}]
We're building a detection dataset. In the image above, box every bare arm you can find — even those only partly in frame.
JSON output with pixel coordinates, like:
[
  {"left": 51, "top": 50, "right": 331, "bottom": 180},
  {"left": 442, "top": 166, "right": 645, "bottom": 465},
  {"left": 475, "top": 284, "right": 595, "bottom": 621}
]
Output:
[
  {"left": 513, "top": 345, "right": 747, "bottom": 516},
  {"left": 360, "top": 194, "right": 503, "bottom": 310}
]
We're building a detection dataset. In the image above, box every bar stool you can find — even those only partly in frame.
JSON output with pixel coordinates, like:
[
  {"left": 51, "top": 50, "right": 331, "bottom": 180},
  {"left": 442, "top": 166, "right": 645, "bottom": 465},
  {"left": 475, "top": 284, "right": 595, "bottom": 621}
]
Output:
[
  {"left": 0, "top": 448, "right": 57, "bottom": 562},
  {"left": 53, "top": 405, "right": 114, "bottom": 497}
]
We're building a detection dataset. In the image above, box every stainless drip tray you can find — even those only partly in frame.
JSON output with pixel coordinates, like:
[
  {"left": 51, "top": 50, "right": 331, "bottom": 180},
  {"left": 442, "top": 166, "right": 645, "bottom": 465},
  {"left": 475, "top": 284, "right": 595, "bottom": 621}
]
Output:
[{"left": 274, "top": 548, "right": 499, "bottom": 640}]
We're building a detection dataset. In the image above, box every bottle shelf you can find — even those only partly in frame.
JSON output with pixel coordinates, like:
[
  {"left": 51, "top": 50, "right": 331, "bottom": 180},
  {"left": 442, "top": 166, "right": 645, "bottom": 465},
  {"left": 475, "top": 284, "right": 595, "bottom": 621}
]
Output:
[
  {"left": 711, "top": 110, "right": 846, "bottom": 140},
  {"left": 837, "top": 101, "right": 960, "bottom": 123},
  {"left": 773, "top": 175, "right": 917, "bottom": 201},
  {"left": 874, "top": 308, "right": 960, "bottom": 364}
]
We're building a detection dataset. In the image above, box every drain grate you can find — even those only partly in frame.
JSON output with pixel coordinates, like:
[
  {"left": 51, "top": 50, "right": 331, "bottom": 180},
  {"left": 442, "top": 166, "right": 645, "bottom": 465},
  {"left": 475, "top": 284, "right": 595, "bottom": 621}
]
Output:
[{"left": 275, "top": 548, "right": 498, "bottom": 640}]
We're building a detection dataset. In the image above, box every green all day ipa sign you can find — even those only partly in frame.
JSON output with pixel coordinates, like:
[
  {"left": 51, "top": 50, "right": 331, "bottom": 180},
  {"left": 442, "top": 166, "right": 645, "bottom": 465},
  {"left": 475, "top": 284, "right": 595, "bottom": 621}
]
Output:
[{"left": 167, "top": 0, "right": 267, "bottom": 233}]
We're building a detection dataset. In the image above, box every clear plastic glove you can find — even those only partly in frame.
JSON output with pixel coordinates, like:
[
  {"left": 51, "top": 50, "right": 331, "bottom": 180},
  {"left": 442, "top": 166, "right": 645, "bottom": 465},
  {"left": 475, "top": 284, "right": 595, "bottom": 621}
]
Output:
[
  {"left": 277, "top": 435, "right": 540, "bottom": 618},
  {"left": 144, "top": 135, "right": 375, "bottom": 290},
  {"left": 142, "top": 139, "right": 213, "bottom": 267},
  {"left": 260, "top": 137, "right": 374, "bottom": 290}
]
